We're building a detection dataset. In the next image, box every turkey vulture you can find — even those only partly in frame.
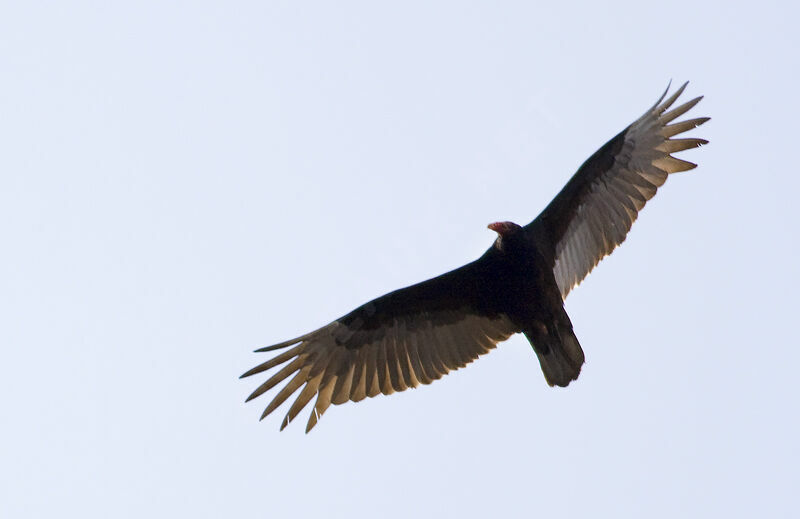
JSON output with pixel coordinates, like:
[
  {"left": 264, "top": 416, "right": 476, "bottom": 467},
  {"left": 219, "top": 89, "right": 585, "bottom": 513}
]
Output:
[{"left": 242, "top": 82, "right": 708, "bottom": 432}]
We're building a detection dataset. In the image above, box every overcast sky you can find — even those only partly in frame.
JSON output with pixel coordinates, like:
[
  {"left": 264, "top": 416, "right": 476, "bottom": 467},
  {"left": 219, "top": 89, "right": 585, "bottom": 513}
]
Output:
[{"left": 2, "top": 2, "right": 798, "bottom": 518}]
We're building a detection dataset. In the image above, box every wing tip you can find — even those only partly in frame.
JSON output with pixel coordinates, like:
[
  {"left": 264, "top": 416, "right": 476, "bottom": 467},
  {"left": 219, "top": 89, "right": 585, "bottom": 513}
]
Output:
[
  {"left": 654, "top": 79, "right": 673, "bottom": 107},
  {"left": 240, "top": 367, "right": 261, "bottom": 379},
  {"left": 656, "top": 81, "right": 689, "bottom": 114},
  {"left": 305, "top": 409, "right": 320, "bottom": 433},
  {"left": 254, "top": 340, "right": 301, "bottom": 353}
]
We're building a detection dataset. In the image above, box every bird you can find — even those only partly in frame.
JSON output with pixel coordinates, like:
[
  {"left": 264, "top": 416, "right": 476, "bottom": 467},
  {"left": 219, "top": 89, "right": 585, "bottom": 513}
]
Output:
[{"left": 241, "top": 82, "right": 709, "bottom": 432}]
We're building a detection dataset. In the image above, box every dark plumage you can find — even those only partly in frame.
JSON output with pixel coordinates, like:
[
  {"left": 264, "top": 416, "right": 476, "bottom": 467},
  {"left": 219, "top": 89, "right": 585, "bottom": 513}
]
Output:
[{"left": 241, "top": 82, "right": 709, "bottom": 432}]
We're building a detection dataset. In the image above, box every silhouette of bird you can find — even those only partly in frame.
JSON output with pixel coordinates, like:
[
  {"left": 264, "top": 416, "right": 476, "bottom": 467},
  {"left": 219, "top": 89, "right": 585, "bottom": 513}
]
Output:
[{"left": 241, "top": 82, "right": 708, "bottom": 432}]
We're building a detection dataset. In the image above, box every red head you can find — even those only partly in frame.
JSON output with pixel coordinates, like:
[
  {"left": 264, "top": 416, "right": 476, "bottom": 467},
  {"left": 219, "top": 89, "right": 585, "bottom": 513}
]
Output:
[
  {"left": 488, "top": 221, "right": 522, "bottom": 252},
  {"left": 488, "top": 221, "right": 522, "bottom": 237}
]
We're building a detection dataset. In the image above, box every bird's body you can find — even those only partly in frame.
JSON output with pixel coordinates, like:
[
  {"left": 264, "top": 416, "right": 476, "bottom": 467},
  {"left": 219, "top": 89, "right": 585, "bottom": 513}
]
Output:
[{"left": 242, "top": 82, "right": 709, "bottom": 431}]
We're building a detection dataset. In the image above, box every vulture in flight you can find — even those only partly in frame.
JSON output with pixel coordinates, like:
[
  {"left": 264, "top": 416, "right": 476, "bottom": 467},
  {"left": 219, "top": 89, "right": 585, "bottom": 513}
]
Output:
[{"left": 242, "top": 82, "right": 709, "bottom": 432}]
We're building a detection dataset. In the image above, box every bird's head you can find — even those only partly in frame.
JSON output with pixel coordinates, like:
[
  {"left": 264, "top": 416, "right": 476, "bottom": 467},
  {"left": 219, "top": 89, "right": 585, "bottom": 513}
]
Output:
[{"left": 488, "top": 221, "right": 523, "bottom": 252}]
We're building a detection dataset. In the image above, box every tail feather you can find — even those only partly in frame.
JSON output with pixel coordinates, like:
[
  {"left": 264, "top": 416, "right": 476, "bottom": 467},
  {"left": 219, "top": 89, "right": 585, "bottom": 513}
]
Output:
[{"left": 525, "top": 321, "right": 585, "bottom": 387}]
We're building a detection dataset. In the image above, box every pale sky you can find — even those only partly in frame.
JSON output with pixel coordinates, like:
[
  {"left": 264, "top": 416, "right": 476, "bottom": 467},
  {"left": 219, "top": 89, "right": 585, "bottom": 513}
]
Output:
[{"left": 2, "top": 2, "right": 798, "bottom": 518}]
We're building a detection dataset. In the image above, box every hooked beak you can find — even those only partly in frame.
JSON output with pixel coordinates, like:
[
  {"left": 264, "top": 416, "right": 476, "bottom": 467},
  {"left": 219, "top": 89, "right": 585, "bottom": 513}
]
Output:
[{"left": 488, "top": 221, "right": 518, "bottom": 236}]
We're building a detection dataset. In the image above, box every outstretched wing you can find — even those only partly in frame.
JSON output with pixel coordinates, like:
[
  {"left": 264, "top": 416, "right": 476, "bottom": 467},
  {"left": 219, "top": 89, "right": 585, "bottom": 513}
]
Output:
[
  {"left": 527, "top": 82, "right": 709, "bottom": 299},
  {"left": 241, "top": 260, "right": 518, "bottom": 432}
]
